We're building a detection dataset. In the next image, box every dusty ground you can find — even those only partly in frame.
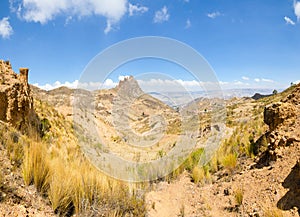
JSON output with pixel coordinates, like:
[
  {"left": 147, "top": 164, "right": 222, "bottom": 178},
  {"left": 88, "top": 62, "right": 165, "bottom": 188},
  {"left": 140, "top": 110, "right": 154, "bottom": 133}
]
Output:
[{"left": 146, "top": 141, "right": 300, "bottom": 217}]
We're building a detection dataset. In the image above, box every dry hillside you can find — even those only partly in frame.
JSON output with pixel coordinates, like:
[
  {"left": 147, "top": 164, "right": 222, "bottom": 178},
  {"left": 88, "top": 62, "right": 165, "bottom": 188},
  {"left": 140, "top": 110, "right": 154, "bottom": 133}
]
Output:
[{"left": 0, "top": 59, "right": 300, "bottom": 216}]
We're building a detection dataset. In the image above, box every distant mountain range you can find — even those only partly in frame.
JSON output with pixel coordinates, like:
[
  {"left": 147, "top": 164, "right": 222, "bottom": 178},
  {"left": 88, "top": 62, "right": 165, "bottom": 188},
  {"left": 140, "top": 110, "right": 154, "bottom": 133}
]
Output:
[{"left": 148, "top": 88, "right": 280, "bottom": 107}]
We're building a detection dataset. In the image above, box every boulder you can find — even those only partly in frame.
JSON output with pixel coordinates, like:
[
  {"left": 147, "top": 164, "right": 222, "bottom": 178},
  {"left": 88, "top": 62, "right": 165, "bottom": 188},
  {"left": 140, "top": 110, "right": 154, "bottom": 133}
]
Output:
[{"left": 264, "top": 102, "right": 296, "bottom": 131}]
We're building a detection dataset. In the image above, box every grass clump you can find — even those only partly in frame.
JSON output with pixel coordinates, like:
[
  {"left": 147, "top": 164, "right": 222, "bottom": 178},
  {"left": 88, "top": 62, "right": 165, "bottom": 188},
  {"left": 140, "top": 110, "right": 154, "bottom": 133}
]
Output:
[
  {"left": 192, "top": 166, "right": 205, "bottom": 184},
  {"left": 182, "top": 148, "right": 204, "bottom": 172},
  {"left": 234, "top": 187, "right": 244, "bottom": 206},
  {"left": 4, "top": 131, "right": 23, "bottom": 167},
  {"left": 22, "top": 142, "right": 50, "bottom": 193},
  {"left": 221, "top": 153, "right": 237, "bottom": 173},
  {"left": 48, "top": 158, "right": 74, "bottom": 215}
]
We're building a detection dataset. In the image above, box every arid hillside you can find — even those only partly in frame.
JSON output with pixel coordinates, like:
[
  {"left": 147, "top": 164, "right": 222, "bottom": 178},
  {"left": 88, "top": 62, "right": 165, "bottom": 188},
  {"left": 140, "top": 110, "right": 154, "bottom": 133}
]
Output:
[
  {"left": 0, "top": 60, "right": 300, "bottom": 216},
  {"left": 146, "top": 84, "right": 300, "bottom": 217}
]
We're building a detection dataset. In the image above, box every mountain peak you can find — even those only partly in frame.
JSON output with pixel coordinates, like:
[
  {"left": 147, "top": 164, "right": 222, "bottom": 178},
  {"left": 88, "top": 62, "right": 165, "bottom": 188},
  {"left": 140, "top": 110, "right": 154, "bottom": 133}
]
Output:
[{"left": 115, "top": 75, "right": 143, "bottom": 96}]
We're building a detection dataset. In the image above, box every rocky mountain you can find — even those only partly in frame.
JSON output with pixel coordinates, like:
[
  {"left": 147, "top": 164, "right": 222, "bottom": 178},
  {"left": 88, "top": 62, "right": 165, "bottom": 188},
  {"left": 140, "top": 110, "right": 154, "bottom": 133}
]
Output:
[{"left": 0, "top": 60, "right": 37, "bottom": 132}]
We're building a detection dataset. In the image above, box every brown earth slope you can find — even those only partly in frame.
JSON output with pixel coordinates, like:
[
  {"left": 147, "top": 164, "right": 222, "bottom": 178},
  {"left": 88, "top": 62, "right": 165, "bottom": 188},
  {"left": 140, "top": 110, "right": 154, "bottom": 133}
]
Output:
[{"left": 146, "top": 83, "right": 300, "bottom": 217}]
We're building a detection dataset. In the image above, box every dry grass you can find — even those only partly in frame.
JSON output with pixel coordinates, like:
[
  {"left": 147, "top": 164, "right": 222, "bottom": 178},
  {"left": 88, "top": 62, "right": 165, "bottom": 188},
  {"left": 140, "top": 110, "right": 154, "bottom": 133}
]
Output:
[
  {"left": 192, "top": 166, "right": 205, "bottom": 184},
  {"left": 3, "top": 131, "right": 24, "bottom": 167},
  {"left": 19, "top": 99, "right": 147, "bottom": 216},
  {"left": 221, "top": 153, "right": 237, "bottom": 172},
  {"left": 263, "top": 207, "right": 284, "bottom": 217},
  {"left": 234, "top": 187, "right": 244, "bottom": 206},
  {"left": 21, "top": 139, "right": 146, "bottom": 216},
  {"left": 47, "top": 158, "right": 74, "bottom": 215},
  {"left": 22, "top": 142, "right": 50, "bottom": 193}
]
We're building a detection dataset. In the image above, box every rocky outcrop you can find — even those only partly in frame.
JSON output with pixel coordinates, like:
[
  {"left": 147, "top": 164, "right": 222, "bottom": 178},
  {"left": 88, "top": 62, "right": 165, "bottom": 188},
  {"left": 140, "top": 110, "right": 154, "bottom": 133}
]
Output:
[
  {"left": 255, "top": 84, "right": 300, "bottom": 167},
  {"left": 0, "top": 60, "right": 35, "bottom": 131},
  {"left": 282, "top": 84, "right": 300, "bottom": 106},
  {"left": 114, "top": 75, "right": 143, "bottom": 97},
  {"left": 264, "top": 102, "right": 296, "bottom": 131}
]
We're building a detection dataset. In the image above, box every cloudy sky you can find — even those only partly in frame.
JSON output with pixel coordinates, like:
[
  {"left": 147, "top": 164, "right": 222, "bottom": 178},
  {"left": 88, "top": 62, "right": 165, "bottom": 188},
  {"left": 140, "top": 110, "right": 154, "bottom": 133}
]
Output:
[{"left": 0, "top": 0, "right": 300, "bottom": 91}]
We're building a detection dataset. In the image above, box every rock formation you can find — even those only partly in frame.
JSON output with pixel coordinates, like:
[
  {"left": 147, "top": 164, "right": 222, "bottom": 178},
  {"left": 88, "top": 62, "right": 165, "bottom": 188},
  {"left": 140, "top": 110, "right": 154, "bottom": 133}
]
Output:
[
  {"left": 114, "top": 75, "right": 143, "bottom": 98},
  {"left": 0, "top": 60, "right": 35, "bottom": 131},
  {"left": 264, "top": 102, "right": 296, "bottom": 131},
  {"left": 255, "top": 83, "right": 300, "bottom": 166}
]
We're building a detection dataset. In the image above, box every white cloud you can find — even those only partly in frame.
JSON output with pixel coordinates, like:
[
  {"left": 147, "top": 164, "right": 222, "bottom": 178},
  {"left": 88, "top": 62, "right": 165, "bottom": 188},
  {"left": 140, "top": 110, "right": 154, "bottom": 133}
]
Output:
[
  {"left": 284, "top": 16, "right": 295, "bottom": 25},
  {"left": 254, "top": 78, "right": 274, "bottom": 83},
  {"left": 207, "top": 11, "right": 222, "bottom": 19},
  {"left": 65, "top": 16, "right": 72, "bottom": 25},
  {"left": 233, "top": 81, "right": 250, "bottom": 86},
  {"left": 11, "top": 0, "right": 127, "bottom": 34},
  {"left": 294, "top": 1, "right": 300, "bottom": 20},
  {"left": 33, "top": 77, "right": 280, "bottom": 92},
  {"left": 128, "top": 3, "right": 148, "bottom": 16},
  {"left": 261, "top": 78, "right": 274, "bottom": 83},
  {"left": 33, "top": 80, "right": 79, "bottom": 90},
  {"left": 242, "top": 76, "right": 249, "bottom": 81},
  {"left": 104, "top": 20, "right": 113, "bottom": 34},
  {"left": 185, "top": 19, "right": 191, "bottom": 29},
  {"left": 0, "top": 17, "right": 13, "bottom": 39},
  {"left": 33, "top": 79, "right": 119, "bottom": 91},
  {"left": 153, "top": 6, "right": 170, "bottom": 23}
]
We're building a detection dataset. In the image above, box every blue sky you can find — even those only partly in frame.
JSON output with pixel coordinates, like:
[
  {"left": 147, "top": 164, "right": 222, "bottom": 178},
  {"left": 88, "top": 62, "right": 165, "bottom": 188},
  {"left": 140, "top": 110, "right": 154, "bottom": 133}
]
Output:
[{"left": 0, "top": 0, "right": 299, "bottom": 91}]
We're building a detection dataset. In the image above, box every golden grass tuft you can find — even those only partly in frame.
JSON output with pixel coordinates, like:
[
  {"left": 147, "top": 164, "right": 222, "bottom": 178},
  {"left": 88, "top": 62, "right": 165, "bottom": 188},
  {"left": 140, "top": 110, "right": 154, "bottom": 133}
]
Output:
[
  {"left": 234, "top": 187, "right": 244, "bottom": 206},
  {"left": 221, "top": 153, "right": 237, "bottom": 172},
  {"left": 48, "top": 158, "right": 74, "bottom": 215},
  {"left": 192, "top": 166, "right": 205, "bottom": 184},
  {"left": 3, "top": 131, "right": 24, "bottom": 167},
  {"left": 22, "top": 142, "right": 50, "bottom": 193}
]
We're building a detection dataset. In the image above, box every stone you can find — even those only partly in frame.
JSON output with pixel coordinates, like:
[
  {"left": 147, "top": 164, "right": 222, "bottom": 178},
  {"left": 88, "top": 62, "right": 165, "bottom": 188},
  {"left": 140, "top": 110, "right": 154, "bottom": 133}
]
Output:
[{"left": 264, "top": 102, "right": 296, "bottom": 131}]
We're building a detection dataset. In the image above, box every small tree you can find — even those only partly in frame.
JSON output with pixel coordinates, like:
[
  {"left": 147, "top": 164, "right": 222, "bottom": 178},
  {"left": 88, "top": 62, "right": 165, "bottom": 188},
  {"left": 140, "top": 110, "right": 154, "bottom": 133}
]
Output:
[{"left": 272, "top": 89, "right": 278, "bottom": 95}]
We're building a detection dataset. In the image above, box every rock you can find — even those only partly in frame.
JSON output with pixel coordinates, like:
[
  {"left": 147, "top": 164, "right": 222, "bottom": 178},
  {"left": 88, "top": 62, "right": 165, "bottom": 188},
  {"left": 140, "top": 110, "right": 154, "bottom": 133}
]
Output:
[
  {"left": 0, "top": 60, "right": 36, "bottom": 131},
  {"left": 224, "top": 188, "right": 230, "bottom": 196},
  {"left": 283, "top": 83, "right": 300, "bottom": 105},
  {"left": 264, "top": 102, "right": 296, "bottom": 131}
]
